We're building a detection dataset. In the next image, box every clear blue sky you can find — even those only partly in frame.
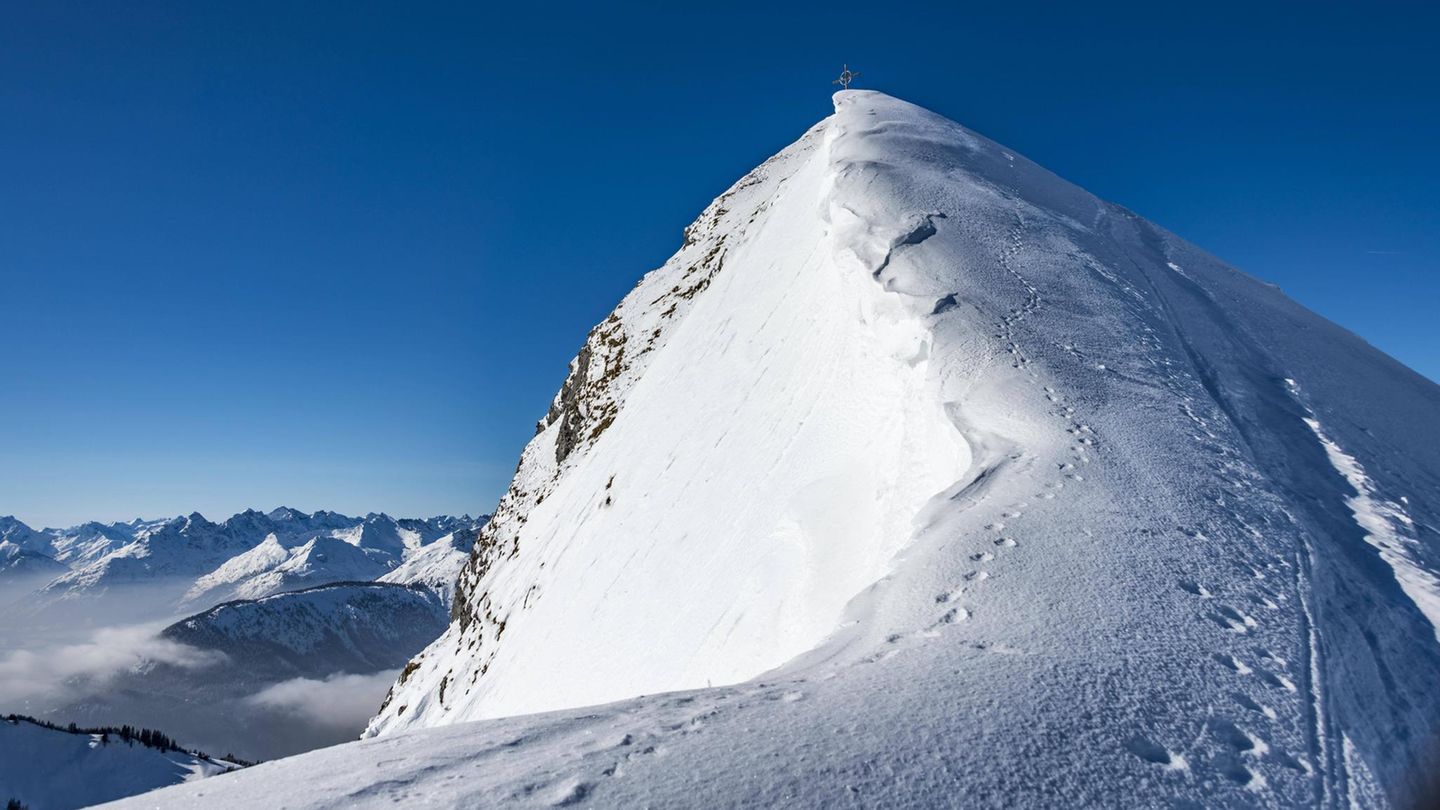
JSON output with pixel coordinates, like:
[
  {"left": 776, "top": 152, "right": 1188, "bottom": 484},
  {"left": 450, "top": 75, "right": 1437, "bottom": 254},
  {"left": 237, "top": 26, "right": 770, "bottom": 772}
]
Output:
[{"left": 3, "top": 2, "right": 1437, "bottom": 528}]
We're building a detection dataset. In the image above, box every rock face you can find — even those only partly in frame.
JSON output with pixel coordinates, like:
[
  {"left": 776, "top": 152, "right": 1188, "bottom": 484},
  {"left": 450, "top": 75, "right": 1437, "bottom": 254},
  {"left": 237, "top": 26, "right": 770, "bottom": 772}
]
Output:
[{"left": 134, "top": 91, "right": 1439, "bottom": 809}]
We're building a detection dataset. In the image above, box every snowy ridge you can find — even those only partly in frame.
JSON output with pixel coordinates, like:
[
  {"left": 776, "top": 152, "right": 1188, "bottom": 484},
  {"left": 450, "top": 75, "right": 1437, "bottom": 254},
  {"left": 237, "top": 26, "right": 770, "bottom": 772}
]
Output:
[
  {"left": 376, "top": 529, "right": 478, "bottom": 605},
  {"left": 162, "top": 581, "right": 448, "bottom": 678},
  {"left": 41, "top": 512, "right": 254, "bottom": 593},
  {"left": 1287, "top": 379, "right": 1440, "bottom": 642},
  {"left": 1, "top": 716, "right": 238, "bottom": 810},
  {"left": 0, "top": 516, "right": 61, "bottom": 557},
  {"left": 116, "top": 91, "right": 1440, "bottom": 809}
]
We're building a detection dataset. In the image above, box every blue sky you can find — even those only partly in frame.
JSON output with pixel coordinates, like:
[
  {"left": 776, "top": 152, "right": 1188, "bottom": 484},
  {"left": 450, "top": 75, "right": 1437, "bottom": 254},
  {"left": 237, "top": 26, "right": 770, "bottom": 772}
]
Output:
[{"left": 3, "top": 2, "right": 1437, "bottom": 528}]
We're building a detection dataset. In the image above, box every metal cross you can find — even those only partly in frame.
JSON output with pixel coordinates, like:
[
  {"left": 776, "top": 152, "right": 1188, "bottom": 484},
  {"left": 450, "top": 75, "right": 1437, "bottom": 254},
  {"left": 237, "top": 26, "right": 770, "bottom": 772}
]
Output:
[{"left": 832, "top": 64, "right": 862, "bottom": 90}]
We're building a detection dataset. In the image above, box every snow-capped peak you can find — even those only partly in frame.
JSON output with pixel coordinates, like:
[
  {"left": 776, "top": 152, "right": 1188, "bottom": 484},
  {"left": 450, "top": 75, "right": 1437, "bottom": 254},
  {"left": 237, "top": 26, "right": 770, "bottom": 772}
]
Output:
[{"left": 344, "top": 90, "right": 1440, "bottom": 808}]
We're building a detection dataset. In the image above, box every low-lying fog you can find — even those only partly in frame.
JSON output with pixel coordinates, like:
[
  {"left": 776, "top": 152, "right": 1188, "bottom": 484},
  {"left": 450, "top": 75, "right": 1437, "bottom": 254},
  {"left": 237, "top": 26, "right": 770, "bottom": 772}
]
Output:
[{"left": 0, "top": 583, "right": 403, "bottom": 761}]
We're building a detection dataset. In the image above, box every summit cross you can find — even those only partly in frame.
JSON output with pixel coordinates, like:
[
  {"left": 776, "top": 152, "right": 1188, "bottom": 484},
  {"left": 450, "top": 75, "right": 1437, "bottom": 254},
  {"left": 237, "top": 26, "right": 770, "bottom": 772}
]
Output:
[{"left": 832, "top": 64, "right": 861, "bottom": 90}]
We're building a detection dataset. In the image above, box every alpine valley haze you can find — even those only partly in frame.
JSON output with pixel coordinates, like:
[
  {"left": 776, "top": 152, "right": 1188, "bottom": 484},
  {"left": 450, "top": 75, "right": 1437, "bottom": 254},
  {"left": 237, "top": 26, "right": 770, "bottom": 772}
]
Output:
[{"left": 62, "top": 91, "right": 1440, "bottom": 809}]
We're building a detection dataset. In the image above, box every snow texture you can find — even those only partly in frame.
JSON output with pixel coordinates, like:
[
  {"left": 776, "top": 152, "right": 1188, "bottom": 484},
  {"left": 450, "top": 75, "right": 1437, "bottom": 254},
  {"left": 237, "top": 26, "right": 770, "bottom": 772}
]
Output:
[{"left": 107, "top": 91, "right": 1440, "bottom": 809}]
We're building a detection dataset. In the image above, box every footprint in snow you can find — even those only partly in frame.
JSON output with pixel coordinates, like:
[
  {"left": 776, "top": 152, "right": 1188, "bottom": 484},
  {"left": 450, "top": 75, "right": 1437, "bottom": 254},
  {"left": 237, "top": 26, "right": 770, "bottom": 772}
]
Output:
[
  {"left": 1231, "top": 691, "right": 1277, "bottom": 720},
  {"left": 1213, "top": 653, "right": 1253, "bottom": 674},
  {"left": 932, "top": 607, "right": 969, "bottom": 627},
  {"left": 1177, "top": 579, "right": 1211, "bottom": 597},
  {"left": 1256, "top": 669, "right": 1297, "bottom": 693},
  {"left": 1209, "top": 605, "right": 1258, "bottom": 633},
  {"left": 1252, "top": 647, "right": 1286, "bottom": 667},
  {"left": 1124, "top": 736, "right": 1188, "bottom": 771},
  {"left": 1210, "top": 718, "right": 1267, "bottom": 756},
  {"left": 1212, "top": 754, "right": 1257, "bottom": 787}
]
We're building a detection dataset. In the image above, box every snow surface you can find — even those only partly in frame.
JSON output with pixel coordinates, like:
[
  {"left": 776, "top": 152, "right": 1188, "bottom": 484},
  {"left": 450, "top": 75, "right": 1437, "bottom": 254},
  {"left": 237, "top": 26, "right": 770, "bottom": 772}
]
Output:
[
  {"left": 0, "top": 716, "right": 237, "bottom": 810},
  {"left": 110, "top": 91, "right": 1440, "bottom": 808},
  {"left": 1287, "top": 379, "right": 1440, "bottom": 642}
]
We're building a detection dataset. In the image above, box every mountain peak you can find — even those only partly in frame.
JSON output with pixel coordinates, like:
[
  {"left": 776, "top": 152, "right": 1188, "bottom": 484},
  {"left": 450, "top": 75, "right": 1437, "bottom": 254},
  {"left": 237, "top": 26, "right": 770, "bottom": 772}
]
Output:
[
  {"left": 267, "top": 506, "right": 307, "bottom": 521},
  {"left": 354, "top": 90, "right": 1440, "bottom": 808}
]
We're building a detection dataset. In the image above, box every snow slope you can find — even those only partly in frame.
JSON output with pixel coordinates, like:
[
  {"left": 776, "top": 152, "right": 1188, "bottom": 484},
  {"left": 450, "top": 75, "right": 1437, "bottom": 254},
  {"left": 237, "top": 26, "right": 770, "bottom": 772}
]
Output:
[
  {"left": 0, "top": 716, "right": 237, "bottom": 810},
  {"left": 114, "top": 91, "right": 1440, "bottom": 808}
]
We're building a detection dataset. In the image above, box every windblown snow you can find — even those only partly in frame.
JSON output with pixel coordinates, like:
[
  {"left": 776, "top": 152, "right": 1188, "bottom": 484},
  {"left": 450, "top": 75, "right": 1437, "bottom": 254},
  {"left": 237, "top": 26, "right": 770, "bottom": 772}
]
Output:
[
  {"left": 1287, "top": 380, "right": 1440, "bottom": 643},
  {"left": 107, "top": 91, "right": 1440, "bottom": 809}
]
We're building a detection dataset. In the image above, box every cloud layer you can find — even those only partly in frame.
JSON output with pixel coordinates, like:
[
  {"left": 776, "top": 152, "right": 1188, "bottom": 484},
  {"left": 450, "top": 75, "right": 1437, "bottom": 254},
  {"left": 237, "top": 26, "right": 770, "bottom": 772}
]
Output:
[
  {"left": 0, "top": 623, "right": 226, "bottom": 705},
  {"left": 246, "top": 671, "right": 398, "bottom": 730}
]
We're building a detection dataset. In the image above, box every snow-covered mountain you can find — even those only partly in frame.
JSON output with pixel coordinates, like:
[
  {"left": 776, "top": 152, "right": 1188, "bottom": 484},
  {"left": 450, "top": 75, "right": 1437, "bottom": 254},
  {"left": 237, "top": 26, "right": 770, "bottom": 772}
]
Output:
[
  {"left": 0, "top": 541, "right": 68, "bottom": 579},
  {"left": 108, "top": 90, "right": 1440, "bottom": 809},
  {"left": 2, "top": 509, "right": 484, "bottom": 614},
  {"left": 0, "top": 715, "right": 239, "bottom": 810},
  {"left": 47, "top": 520, "right": 151, "bottom": 567},
  {"left": 42, "top": 513, "right": 257, "bottom": 595},
  {"left": 179, "top": 513, "right": 480, "bottom": 608},
  {"left": 375, "top": 529, "right": 477, "bottom": 604},
  {"left": 0, "top": 516, "right": 59, "bottom": 556},
  {"left": 163, "top": 581, "right": 449, "bottom": 681},
  {"left": 3, "top": 509, "right": 483, "bottom": 767}
]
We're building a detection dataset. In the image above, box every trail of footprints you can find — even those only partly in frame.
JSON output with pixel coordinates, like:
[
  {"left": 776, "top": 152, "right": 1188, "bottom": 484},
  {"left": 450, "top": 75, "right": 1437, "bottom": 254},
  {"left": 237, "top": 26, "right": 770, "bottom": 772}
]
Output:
[
  {"left": 905, "top": 214, "right": 1096, "bottom": 649},
  {"left": 954, "top": 222, "right": 1316, "bottom": 796},
  {"left": 1124, "top": 523, "right": 1310, "bottom": 793},
  {"left": 516, "top": 681, "right": 820, "bottom": 807},
  {"left": 907, "top": 389, "right": 1094, "bottom": 645},
  {"left": 900, "top": 213, "right": 1094, "bottom": 646},
  {"left": 995, "top": 214, "right": 1042, "bottom": 373},
  {"left": 1076, "top": 252, "right": 1317, "bottom": 793}
]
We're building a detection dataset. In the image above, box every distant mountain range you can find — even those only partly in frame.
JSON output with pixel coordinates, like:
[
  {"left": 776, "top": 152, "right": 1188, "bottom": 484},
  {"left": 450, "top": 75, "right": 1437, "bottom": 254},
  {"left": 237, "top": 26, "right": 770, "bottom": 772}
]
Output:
[
  {"left": 0, "top": 508, "right": 488, "bottom": 772},
  {"left": 0, "top": 508, "right": 487, "bottom": 620}
]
